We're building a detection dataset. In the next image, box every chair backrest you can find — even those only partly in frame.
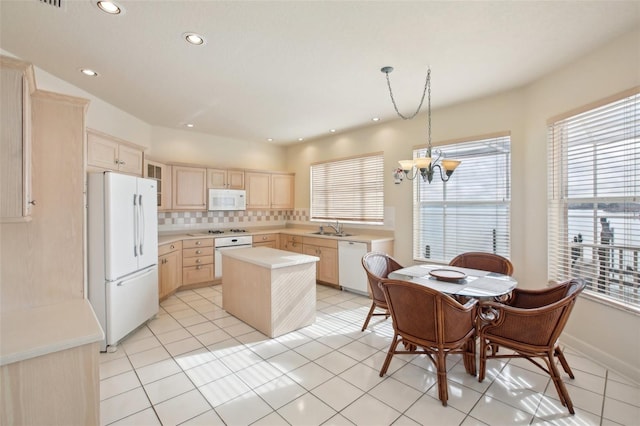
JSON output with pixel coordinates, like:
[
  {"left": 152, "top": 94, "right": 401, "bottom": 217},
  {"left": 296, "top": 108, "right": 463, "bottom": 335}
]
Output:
[
  {"left": 509, "top": 279, "right": 581, "bottom": 309},
  {"left": 379, "top": 279, "right": 477, "bottom": 347},
  {"left": 361, "top": 252, "right": 403, "bottom": 304},
  {"left": 449, "top": 252, "right": 514, "bottom": 276},
  {"left": 487, "top": 279, "right": 585, "bottom": 347}
]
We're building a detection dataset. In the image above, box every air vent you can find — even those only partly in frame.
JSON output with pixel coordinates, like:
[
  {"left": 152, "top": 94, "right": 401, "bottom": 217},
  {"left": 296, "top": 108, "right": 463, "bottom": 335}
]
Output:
[{"left": 38, "top": 0, "right": 63, "bottom": 8}]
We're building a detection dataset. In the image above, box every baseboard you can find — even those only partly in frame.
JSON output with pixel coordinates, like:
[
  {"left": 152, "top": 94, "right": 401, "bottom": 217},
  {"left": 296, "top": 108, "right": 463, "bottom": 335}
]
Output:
[{"left": 561, "top": 332, "right": 640, "bottom": 385}]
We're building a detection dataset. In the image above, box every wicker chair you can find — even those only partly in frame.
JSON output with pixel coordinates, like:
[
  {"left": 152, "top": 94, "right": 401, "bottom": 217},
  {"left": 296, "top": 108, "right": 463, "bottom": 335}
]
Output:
[
  {"left": 449, "top": 252, "right": 514, "bottom": 276},
  {"left": 378, "top": 278, "right": 478, "bottom": 406},
  {"left": 360, "top": 252, "right": 403, "bottom": 331},
  {"left": 477, "top": 279, "right": 586, "bottom": 414}
]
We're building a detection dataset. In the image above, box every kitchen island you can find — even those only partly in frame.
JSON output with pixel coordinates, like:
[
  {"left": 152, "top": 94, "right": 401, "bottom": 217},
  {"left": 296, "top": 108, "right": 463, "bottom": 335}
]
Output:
[{"left": 222, "top": 247, "right": 320, "bottom": 337}]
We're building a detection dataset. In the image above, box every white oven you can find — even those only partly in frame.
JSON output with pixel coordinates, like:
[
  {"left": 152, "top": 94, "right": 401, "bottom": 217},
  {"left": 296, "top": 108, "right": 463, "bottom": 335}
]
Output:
[{"left": 214, "top": 235, "right": 252, "bottom": 279}]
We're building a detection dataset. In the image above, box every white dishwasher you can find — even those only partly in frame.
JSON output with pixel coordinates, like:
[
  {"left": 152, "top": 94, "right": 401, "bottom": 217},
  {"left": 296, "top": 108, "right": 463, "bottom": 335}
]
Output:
[{"left": 338, "top": 241, "right": 369, "bottom": 295}]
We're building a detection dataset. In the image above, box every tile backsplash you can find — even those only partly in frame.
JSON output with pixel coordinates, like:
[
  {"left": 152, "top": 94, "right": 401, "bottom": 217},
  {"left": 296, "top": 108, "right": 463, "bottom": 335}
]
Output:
[{"left": 158, "top": 209, "right": 309, "bottom": 231}]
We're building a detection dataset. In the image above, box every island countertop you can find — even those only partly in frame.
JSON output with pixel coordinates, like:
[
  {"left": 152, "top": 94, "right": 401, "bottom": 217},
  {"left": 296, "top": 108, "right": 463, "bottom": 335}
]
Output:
[{"left": 221, "top": 246, "right": 319, "bottom": 269}]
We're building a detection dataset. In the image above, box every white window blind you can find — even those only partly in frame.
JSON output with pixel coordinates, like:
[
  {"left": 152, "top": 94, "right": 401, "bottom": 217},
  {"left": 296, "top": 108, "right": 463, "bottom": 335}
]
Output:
[
  {"left": 413, "top": 135, "right": 511, "bottom": 262},
  {"left": 310, "top": 153, "right": 384, "bottom": 224},
  {"left": 548, "top": 90, "right": 640, "bottom": 311}
]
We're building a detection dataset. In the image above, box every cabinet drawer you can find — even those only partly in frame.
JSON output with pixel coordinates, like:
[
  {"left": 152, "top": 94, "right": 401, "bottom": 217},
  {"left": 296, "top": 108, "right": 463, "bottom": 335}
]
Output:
[
  {"left": 253, "top": 234, "right": 277, "bottom": 243},
  {"left": 283, "top": 234, "right": 302, "bottom": 243},
  {"left": 183, "top": 246, "right": 214, "bottom": 258},
  {"left": 159, "top": 241, "right": 182, "bottom": 256},
  {"left": 183, "top": 264, "right": 214, "bottom": 285},
  {"left": 182, "top": 255, "right": 213, "bottom": 267},
  {"left": 183, "top": 238, "right": 213, "bottom": 249},
  {"left": 303, "top": 236, "right": 338, "bottom": 249}
]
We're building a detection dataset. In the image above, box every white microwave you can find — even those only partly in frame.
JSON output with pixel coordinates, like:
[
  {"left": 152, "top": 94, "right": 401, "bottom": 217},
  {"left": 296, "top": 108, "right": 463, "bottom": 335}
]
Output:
[{"left": 208, "top": 189, "right": 246, "bottom": 211}]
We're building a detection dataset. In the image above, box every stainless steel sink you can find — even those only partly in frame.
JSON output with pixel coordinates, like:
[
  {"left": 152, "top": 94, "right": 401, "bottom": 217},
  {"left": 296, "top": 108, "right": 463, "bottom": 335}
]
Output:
[{"left": 309, "top": 231, "right": 355, "bottom": 237}]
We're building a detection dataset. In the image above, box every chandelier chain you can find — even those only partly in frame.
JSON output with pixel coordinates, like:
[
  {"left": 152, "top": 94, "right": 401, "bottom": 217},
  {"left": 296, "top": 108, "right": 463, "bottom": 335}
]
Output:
[{"left": 384, "top": 68, "right": 430, "bottom": 120}]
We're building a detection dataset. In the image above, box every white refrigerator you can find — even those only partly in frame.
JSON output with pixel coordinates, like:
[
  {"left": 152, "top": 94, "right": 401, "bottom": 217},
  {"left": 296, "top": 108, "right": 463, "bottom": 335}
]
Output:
[{"left": 88, "top": 172, "right": 159, "bottom": 351}]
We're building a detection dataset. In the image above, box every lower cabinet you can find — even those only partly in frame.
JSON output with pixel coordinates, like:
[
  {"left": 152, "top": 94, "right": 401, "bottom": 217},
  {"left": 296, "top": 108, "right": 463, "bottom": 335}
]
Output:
[
  {"left": 159, "top": 241, "right": 182, "bottom": 300},
  {"left": 303, "top": 237, "right": 339, "bottom": 286},
  {"left": 280, "top": 234, "right": 304, "bottom": 253},
  {"left": 182, "top": 238, "right": 214, "bottom": 285}
]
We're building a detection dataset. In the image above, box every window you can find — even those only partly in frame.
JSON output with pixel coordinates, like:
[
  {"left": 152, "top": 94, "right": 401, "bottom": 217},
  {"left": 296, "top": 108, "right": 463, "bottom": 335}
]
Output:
[
  {"left": 413, "top": 134, "right": 511, "bottom": 262},
  {"left": 548, "top": 89, "right": 639, "bottom": 311},
  {"left": 310, "top": 153, "right": 384, "bottom": 224}
]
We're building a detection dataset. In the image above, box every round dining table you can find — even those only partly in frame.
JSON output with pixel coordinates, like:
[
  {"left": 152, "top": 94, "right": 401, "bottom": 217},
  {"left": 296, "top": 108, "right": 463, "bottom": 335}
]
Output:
[{"left": 388, "top": 263, "right": 517, "bottom": 298}]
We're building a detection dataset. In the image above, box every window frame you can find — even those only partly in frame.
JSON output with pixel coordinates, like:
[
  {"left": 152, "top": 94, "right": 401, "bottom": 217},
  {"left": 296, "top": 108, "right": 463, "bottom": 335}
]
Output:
[
  {"left": 547, "top": 87, "right": 640, "bottom": 313},
  {"left": 310, "top": 152, "right": 384, "bottom": 225},
  {"left": 412, "top": 133, "right": 512, "bottom": 263}
]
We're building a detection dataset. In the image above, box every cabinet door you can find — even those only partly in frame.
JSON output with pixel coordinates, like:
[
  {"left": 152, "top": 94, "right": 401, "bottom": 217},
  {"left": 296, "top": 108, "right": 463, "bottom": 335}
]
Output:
[
  {"left": 245, "top": 172, "right": 271, "bottom": 209},
  {"left": 227, "top": 169, "right": 245, "bottom": 189},
  {"left": 117, "top": 144, "right": 143, "bottom": 176},
  {"left": 172, "top": 166, "right": 206, "bottom": 210},
  {"left": 1, "top": 61, "right": 32, "bottom": 222},
  {"left": 317, "top": 247, "right": 339, "bottom": 285},
  {"left": 87, "top": 131, "right": 118, "bottom": 170},
  {"left": 207, "top": 168, "right": 227, "bottom": 188},
  {"left": 271, "top": 173, "right": 294, "bottom": 209},
  {"left": 159, "top": 249, "right": 182, "bottom": 299},
  {"left": 145, "top": 160, "right": 171, "bottom": 211}
]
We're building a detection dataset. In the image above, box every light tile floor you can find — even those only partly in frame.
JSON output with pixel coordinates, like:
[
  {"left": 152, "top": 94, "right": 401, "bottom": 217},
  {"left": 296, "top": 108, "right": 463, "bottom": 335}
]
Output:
[{"left": 100, "top": 285, "right": 640, "bottom": 426}]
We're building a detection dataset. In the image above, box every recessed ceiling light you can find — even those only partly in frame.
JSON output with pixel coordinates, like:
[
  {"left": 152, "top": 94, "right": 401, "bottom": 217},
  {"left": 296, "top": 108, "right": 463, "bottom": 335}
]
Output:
[
  {"left": 80, "top": 68, "right": 98, "bottom": 77},
  {"left": 330, "top": 129, "right": 336, "bottom": 133},
  {"left": 184, "top": 32, "right": 205, "bottom": 45},
  {"left": 298, "top": 138, "right": 304, "bottom": 142},
  {"left": 184, "top": 123, "right": 194, "bottom": 128},
  {"left": 96, "top": 1, "right": 122, "bottom": 14},
  {"left": 372, "top": 117, "right": 380, "bottom": 122},
  {"left": 267, "top": 138, "right": 274, "bottom": 142}
]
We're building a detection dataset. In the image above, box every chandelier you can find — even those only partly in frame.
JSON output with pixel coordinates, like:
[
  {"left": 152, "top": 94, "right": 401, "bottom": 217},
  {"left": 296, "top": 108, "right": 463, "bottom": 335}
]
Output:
[{"left": 381, "top": 66, "right": 461, "bottom": 184}]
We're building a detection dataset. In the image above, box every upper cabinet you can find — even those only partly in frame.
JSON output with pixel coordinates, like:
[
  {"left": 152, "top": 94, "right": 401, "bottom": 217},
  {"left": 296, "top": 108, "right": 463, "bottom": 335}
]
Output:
[
  {"left": 1, "top": 56, "right": 35, "bottom": 222},
  {"left": 271, "top": 173, "right": 295, "bottom": 209},
  {"left": 172, "top": 165, "right": 207, "bottom": 210},
  {"left": 207, "top": 168, "right": 244, "bottom": 189},
  {"left": 144, "top": 159, "right": 172, "bottom": 211},
  {"left": 87, "top": 129, "right": 144, "bottom": 176},
  {"left": 246, "top": 171, "right": 295, "bottom": 210}
]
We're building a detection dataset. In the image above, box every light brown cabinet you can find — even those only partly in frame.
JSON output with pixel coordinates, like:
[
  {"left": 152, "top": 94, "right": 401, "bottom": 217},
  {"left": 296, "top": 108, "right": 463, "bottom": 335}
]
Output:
[
  {"left": 279, "top": 234, "right": 304, "bottom": 253},
  {"left": 1, "top": 56, "right": 34, "bottom": 222},
  {"left": 159, "top": 241, "right": 182, "bottom": 300},
  {"left": 303, "top": 236, "right": 339, "bottom": 286},
  {"left": 271, "top": 173, "right": 295, "bottom": 209},
  {"left": 172, "top": 166, "right": 207, "bottom": 210},
  {"left": 246, "top": 171, "right": 295, "bottom": 209},
  {"left": 207, "top": 168, "right": 244, "bottom": 189},
  {"left": 182, "top": 238, "right": 214, "bottom": 285},
  {"left": 87, "top": 129, "right": 144, "bottom": 176},
  {"left": 144, "top": 159, "right": 171, "bottom": 211},
  {"left": 253, "top": 233, "right": 278, "bottom": 248}
]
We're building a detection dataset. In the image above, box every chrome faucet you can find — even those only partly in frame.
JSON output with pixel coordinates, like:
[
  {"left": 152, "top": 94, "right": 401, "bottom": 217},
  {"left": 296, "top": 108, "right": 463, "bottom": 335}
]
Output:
[{"left": 327, "top": 220, "right": 342, "bottom": 235}]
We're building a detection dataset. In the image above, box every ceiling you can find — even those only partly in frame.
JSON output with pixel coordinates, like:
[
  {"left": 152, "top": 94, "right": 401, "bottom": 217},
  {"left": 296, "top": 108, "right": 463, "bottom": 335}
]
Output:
[{"left": 1, "top": 1, "right": 639, "bottom": 145}]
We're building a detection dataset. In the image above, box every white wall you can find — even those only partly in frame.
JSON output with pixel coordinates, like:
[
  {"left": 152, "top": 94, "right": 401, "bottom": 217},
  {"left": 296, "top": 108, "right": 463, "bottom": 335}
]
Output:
[
  {"left": 149, "top": 126, "right": 287, "bottom": 171},
  {"left": 0, "top": 49, "right": 152, "bottom": 149},
  {"left": 286, "top": 28, "right": 640, "bottom": 382}
]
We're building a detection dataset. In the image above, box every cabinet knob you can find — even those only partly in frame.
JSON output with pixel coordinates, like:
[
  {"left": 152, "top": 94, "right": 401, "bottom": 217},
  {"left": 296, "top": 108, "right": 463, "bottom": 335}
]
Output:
[
  {"left": 114, "top": 159, "right": 119, "bottom": 165},
  {"left": 196, "top": 250, "right": 202, "bottom": 254},
  {"left": 28, "top": 200, "right": 36, "bottom": 206},
  {"left": 119, "top": 160, "right": 126, "bottom": 165},
  {"left": 196, "top": 259, "right": 201, "bottom": 263},
  {"left": 196, "top": 265, "right": 202, "bottom": 270},
  {"left": 170, "top": 244, "right": 175, "bottom": 249},
  {"left": 262, "top": 236, "right": 267, "bottom": 240},
  {"left": 196, "top": 241, "right": 201, "bottom": 245}
]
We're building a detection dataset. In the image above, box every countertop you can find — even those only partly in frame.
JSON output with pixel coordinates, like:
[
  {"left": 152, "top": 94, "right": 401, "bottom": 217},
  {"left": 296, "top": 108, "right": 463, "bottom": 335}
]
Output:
[
  {"left": 0, "top": 299, "right": 105, "bottom": 366},
  {"left": 221, "top": 246, "right": 320, "bottom": 269},
  {"left": 158, "top": 227, "right": 394, "bottom": 245}
]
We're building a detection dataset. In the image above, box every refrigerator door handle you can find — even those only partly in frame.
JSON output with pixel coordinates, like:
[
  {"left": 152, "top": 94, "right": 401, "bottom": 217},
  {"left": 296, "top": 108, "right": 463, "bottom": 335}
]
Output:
[
  {"left": 138, "top": 194, "right": 144, "bottom": 255},
  {"left": 133, "top": 194, "right": 138, "bottom": 257}
]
